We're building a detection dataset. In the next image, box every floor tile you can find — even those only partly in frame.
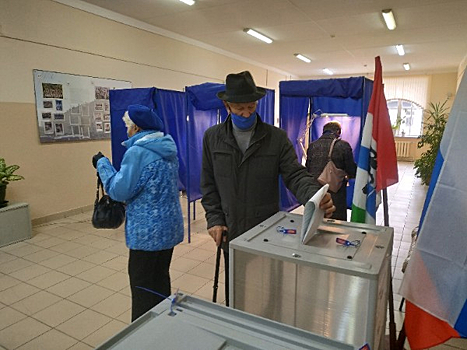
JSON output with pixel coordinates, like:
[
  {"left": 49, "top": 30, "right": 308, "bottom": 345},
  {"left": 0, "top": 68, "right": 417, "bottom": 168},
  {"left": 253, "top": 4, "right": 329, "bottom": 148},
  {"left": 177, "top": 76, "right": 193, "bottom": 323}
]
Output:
[
  {"left": 82, "top": 319, "right": 127, "bottom": 348},
  {"left": 170, "top": 256, "right": 202, "bottom": 273},
  {"left": 67, "top": 284, "right": 115, "bottom": 308},
  {"left": 171, "top": 273, "right": 210, "bottom": 294},
  {"left": 96, "top": 271, "right": 128, "bottom": 292},
  {"left": 0, "top": 306, "right": 27, "bottom": 331},
  {"left": 11, "top": 290, "right": 62, "bottom": 315},
  {"left": 56, "top": 309, "right": 112, "bottom": 340},
  {"left": 92, "top": 293, "right": 131, "bottom": 318},
  {"left": 46, "top": 276, "right": 91, "bottom": 298},
  {"left": 0, "top": 316, "right": 50, "bottom": 349},
  {"left": 82, "top": 250, "right": 118, "bottom": 265},
  {"left": 16, "top": 328, "right": 78, "bottom": 350},
  {"left": 33, "top": 299, "right": 86, "bottom": 327},
  {"left": 0, "top": 283, "right": 40, "bottom": 305},
  {"left": 0, "top": 274, "right": 22, "bottom": 292},
  {"left": 75, "top": 265, "right": 116, "bottom": 283},
  {"left": 57, "top": 260, "right": 96, "bottom": 276},
  {"left": 9, "top": 263, "right": 51, "bottom": 282},
  {"left": 27, "top": 270, "right": 71, "bottom": 289},
  {"left": 39, "top": 253, "right": 77, "bottom": 269}
]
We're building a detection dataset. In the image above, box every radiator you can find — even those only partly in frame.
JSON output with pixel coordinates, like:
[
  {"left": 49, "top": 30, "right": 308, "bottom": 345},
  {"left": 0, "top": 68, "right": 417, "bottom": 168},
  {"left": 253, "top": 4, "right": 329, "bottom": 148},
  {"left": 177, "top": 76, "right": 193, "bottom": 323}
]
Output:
[{"left": 395, "top": 140, "right": 412, "bottom": 159}]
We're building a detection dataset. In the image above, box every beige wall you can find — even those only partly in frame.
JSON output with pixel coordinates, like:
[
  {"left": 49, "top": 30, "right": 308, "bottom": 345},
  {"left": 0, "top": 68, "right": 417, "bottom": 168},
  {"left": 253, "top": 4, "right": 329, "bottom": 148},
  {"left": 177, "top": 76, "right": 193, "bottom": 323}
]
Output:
[{"left": 0, "top": 0, "right": 287, "bottom": 221}]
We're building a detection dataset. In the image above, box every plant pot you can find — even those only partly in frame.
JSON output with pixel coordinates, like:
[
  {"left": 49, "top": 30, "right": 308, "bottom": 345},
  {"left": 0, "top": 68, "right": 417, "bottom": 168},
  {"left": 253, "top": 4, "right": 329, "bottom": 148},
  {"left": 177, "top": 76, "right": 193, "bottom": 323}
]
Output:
[{"left": 0, "top": 184, "right": 6, "bottom": 203}]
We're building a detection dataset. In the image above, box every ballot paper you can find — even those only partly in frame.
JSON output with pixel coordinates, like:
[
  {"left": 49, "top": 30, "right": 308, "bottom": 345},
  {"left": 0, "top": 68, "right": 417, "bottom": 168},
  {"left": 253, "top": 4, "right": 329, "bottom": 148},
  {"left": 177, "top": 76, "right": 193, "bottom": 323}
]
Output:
[{"left": 301, "top": 184, "right": 329, "bottom": 245}]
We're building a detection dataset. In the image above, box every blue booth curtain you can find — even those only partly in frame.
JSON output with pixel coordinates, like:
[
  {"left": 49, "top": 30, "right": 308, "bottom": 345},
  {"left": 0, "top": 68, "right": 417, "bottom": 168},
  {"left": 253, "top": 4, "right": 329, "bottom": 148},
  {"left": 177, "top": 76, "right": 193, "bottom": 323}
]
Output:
[
  {"left": 185, "top": 83, "right": 225, "bottom": 202},
  {"left": 279, "top": 95, "right": 310, "bottom": 211},
  {"left": 153, "top": 88, "right": 187, "bottom": 191},
  {"left": 279, "top": 77, "right": 373, "bottom": 211}
]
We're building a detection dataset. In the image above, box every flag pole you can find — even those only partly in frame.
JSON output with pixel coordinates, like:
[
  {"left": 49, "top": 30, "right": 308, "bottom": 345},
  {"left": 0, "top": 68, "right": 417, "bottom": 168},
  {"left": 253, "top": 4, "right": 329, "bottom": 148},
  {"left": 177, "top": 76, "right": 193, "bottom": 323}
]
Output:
[{"left": 383, "top": 188, "right": 399, "bottom": 350}]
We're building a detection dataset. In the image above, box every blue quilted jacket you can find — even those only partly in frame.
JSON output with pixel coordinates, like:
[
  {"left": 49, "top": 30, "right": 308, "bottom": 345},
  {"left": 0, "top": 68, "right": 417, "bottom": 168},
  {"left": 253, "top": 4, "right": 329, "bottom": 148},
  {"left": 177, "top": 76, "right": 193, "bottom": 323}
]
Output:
[{"left": 97, "top": 130, "right": 184, "bottom": 251}]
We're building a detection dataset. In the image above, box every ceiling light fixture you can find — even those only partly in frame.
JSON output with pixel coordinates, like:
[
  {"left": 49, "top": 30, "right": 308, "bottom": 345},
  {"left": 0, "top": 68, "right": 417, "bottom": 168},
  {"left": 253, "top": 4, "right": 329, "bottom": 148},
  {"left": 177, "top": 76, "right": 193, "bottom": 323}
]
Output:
[
  {"left": 323, "top": 68, "right": 333, "bottom": 75},
  {"left": 403, "top": 63, "right": 411, "bottom": 71},
  {"left": 179, "top": 0, "right": 195, "bottom": 5},
  {"left": 243, "top": 28, "right": 273, "bottom": 44},
  {"left": 395, "top": 44, "right": 405, "bottom": 56},
  {"left": 382, "top": 9, "right": 396, "bottom": 30},
  {"left": 294, "top": 54, "right": 311, "bottom": 63}
]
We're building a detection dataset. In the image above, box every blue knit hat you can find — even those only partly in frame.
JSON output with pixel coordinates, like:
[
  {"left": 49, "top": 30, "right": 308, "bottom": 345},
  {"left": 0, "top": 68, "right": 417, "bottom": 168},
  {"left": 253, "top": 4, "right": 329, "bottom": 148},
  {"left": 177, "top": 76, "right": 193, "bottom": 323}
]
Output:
[{"left": 127, "top": 104, "right": 164, "bottom": 131}]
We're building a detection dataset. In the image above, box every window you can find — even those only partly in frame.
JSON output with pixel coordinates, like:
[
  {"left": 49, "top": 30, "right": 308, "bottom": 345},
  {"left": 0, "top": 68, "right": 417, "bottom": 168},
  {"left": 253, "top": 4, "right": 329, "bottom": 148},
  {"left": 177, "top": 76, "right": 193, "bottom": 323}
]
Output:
[{"left": 387, "top": 99, "right": 423, "bottom": 137}]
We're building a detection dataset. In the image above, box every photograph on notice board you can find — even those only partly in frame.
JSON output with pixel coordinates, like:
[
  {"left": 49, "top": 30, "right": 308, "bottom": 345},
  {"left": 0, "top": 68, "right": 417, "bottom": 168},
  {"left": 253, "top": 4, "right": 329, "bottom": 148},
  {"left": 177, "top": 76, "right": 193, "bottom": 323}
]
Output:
[
  {"left": 95, "top": 102, "right": 104, "bottom": 111},
  {"left": 95, "top": 86, "right": 110, "bottom": 100},
  {"left": 42, "top": 83, "right": 63, "bottom": 99},
  {"left": 94, "top": 112, "right": 103, "bottom": 121},
  {"left": 44, "top": 122, "right": 53, "bottom": 134},
  {"left": 104, "top": 122, "right": 111, "bottom": 133},
  {"left": 33, "top": 70, "right": 131, "bottom": 143},
  {"left": 55, "top": 123, "right": 64, "bottom": 135}
]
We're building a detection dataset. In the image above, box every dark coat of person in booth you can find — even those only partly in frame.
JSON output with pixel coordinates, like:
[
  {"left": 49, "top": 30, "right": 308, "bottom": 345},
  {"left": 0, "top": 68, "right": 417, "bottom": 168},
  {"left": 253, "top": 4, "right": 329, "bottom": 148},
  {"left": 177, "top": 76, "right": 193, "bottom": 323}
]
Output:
[
  {"left": 305, "top": 121, "right": 357, "bottom": 221},
  {"left": 92, "top": 104, "right": 184, "bottom": 321},
  {"left": 201, "top": 71, "right": 336, "bottom": 250}
]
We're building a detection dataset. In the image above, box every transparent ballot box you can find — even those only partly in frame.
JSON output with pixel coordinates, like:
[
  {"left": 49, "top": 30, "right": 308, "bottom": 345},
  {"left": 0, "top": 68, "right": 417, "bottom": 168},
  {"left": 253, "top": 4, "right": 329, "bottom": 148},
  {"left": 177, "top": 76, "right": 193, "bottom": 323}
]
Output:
[
  {"left": 95, "top": 293, "right": 357, "bottom": 350},
  {"left": 229, "top": 211, "right": 393, "bottom": 350}
]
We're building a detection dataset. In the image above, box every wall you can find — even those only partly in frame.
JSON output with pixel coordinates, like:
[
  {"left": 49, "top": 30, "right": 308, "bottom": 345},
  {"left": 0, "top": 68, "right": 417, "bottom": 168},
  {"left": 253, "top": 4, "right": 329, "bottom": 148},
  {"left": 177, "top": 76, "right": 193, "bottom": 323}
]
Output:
[{"left": 0, "top": 0, "right": 288, "bottom": 221}]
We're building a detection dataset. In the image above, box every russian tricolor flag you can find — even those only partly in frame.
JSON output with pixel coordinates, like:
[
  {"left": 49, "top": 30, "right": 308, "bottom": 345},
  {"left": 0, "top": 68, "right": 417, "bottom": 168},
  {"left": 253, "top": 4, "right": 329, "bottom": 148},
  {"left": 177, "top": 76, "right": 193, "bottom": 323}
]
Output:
[
  {"left": 351, "top": 56, "right": 398, "bottom": 224},
  {"left": 400, "top": 72, "right": 467, "bottom": 349}
]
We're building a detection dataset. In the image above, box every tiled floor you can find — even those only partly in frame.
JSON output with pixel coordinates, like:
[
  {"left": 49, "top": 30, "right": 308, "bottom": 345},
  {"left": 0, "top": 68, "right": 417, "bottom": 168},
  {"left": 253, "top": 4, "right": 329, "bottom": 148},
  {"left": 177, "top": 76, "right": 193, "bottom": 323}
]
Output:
[{"left": 0, "top": 162, "right": 466, "bottom": 349}]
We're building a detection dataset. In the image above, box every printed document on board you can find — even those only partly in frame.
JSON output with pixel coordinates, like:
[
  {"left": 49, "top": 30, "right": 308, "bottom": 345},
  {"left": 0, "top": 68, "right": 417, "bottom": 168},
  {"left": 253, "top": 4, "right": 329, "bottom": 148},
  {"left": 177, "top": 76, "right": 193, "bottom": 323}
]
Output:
[{"left": 301, "top": 184, "right": 329, "bottom": 245}]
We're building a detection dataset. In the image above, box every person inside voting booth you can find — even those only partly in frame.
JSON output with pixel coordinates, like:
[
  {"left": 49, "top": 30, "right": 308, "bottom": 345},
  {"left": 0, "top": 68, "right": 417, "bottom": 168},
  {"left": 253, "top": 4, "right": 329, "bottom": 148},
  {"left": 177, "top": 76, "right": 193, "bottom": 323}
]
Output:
[
  {"left": 201, "top": 70, "right": 335, "bottom": 250},
  {"left": 93, "top": 104, "right": 184, "bottom": 321},
  {"left": 306, "top": 121, "right": 357, "bottom": 221}
]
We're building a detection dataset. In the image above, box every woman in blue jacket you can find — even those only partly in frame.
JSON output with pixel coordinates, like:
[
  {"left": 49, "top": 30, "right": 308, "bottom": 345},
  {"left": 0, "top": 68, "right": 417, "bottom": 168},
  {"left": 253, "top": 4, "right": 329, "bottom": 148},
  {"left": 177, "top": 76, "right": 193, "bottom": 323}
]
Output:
[{"left": 93, "top": 104, "right": 184, "bottom": 321}]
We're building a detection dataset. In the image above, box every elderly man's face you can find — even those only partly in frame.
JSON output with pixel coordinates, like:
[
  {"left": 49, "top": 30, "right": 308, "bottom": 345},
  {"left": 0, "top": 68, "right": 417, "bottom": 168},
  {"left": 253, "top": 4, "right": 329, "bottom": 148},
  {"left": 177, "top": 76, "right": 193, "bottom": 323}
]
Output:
[{"left": 225, "top": 101, "right": 257, "bottom": 118}]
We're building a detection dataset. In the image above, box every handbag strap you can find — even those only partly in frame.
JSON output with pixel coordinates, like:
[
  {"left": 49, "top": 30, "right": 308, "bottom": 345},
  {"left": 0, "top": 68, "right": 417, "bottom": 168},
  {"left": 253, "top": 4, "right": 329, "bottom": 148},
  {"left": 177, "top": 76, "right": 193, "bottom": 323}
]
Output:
[
  {"left": 95, "top": 174, "right": 104, "bottom": 204},
  {"left": 327, "top": 138, "right": 340, "bottom": 160}
]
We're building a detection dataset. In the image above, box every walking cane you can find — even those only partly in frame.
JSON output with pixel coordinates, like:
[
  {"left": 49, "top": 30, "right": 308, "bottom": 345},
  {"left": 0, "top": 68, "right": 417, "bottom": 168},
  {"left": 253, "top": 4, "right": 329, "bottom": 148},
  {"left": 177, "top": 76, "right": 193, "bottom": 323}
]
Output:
[{"left": 212, "top": 230, "right": 227, "bottom": 303}]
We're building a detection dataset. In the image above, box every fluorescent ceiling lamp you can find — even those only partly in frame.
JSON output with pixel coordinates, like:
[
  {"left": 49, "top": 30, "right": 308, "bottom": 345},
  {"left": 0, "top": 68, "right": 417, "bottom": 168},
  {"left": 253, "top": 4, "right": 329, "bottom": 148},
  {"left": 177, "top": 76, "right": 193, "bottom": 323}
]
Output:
[
  {"left": 382, "top": 9, "right": 396, "bottom": 30},
  {"left": 294, "top": 54, "right": 311, "bottom": 63},
  {"left": 243, "top": 28, "right": 273, "bottom": 44},
  {"left": 395, "top": 44, "right": 405, "bottom": 56},
  {"left": 403, "top": 63, "right": 411, "bottom": 71},
  {"left": 179, "top": 0, "right": 195, "bottom": 5},
  {"left": 323, "top": 68, "right": 333, "bottom": 75}
]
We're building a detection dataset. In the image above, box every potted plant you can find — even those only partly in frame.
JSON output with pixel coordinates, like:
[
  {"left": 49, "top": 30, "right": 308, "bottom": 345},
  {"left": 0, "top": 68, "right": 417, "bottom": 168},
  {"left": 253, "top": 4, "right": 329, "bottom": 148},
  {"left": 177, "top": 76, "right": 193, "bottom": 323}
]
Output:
[
  {"left": 413, "top": 101, "right": 449, "bottom": 186},
  {"left": 0, "top": 158, "right": 25, "bottom": 205}
]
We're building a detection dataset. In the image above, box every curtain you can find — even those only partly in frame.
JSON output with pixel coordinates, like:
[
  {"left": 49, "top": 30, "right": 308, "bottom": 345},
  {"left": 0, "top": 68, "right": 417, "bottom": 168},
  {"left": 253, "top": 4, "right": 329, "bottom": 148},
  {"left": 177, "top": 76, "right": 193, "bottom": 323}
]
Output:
[
  {"left": 154, "top": 89, "right": 187, "bottom": 191},
  {"left": 384, "top": 76, "right": 430, "bottom": 108}
]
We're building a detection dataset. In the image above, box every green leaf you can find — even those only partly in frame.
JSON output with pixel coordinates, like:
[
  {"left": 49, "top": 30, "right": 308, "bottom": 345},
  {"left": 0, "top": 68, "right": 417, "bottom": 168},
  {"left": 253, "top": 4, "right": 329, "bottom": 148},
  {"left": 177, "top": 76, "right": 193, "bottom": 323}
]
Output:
[
  {"left": 7, "top": 175, "right": 24, "bottom": 182},
  {"left": 5, "top": 165, "right": 20, "bottom": 176}
]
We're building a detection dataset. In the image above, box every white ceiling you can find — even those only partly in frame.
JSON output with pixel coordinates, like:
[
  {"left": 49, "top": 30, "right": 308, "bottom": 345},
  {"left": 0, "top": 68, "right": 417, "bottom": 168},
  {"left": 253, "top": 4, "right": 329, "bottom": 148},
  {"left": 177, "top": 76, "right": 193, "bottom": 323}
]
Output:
[{"left": 70, "top": 0, "right": 467, "bottom": 78}]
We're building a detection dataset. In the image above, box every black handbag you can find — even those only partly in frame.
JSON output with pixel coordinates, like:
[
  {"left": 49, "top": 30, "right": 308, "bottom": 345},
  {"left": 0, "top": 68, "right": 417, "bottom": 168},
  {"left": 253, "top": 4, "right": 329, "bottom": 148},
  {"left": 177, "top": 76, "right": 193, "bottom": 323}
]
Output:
[{"left": 92, "top": 175, "right": 126, "bottom": 229}]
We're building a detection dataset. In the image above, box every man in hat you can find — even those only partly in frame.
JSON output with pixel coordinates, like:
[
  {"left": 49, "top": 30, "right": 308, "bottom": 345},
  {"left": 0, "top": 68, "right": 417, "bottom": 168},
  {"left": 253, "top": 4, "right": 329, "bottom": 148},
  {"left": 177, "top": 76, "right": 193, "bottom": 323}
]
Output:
[
  {"left": 201, "top": 71, "right": 335, "bottom": 249},
  {"left": 92, "top": 104, "right": 184, "bottom": 321}
]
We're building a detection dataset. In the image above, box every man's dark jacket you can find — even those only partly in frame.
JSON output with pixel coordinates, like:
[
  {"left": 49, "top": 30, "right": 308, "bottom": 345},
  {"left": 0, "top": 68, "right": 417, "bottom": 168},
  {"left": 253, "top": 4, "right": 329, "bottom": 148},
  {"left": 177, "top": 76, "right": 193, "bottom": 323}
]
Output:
[{"left": 201, "top": 115, "right": 320, "bottom": 243}]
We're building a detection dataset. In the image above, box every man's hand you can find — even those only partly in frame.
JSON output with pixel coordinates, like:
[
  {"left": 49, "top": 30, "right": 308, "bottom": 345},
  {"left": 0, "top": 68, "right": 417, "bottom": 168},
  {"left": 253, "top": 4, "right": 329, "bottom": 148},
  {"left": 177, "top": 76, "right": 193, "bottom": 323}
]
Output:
[
  {"left": 208, "top": 225, "right": 228, "bottom": 246},
  {"left": 319, "top": 192, "right": 336, "bottom": 218}
]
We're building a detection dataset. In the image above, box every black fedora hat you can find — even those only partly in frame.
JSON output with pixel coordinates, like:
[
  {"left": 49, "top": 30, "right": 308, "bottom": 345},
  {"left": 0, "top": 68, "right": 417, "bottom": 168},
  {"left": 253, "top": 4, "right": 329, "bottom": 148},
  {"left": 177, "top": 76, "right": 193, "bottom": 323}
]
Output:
[{"left": 217, "top": 71, "right": 266, "bottom": 103}]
